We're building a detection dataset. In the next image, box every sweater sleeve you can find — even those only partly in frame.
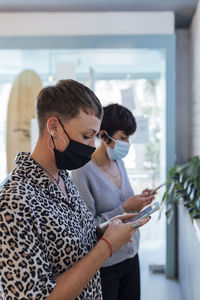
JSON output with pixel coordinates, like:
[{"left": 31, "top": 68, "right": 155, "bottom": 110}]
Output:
[
  {"left": 96, "top": 203, "right": 126, "bottom": 224},
  {"left": 71, "top": 166, "right": 126, "bottom": 225}
]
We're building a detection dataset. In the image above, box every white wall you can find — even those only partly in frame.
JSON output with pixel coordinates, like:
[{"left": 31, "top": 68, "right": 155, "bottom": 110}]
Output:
[
  {"left": 178, "top": 203, "right": 200, "bottom": 300},
  {"left": 0, "top": 12, "right": 174, "bottom": 36},
  {"left": 190, "top": 1, "right": 200, "bottom": 156}
]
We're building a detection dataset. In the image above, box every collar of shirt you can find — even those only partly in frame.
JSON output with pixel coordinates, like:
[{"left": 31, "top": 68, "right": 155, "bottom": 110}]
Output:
[{"left": 14, "top": 152, "right": 79, "bottom": 210}]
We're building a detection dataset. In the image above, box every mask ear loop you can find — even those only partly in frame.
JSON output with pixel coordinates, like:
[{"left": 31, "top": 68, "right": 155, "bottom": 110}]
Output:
[
  {"left": 102, "top": 132, "right": 114, "bottom": 152},
  {"left": 48, "top": 134, "right": 55, "bottom": 153},
  {"left": 101, "top": 131, "right": 110, "bottom": 143},
  {"left": 103, "top": 131, "right": 116, "bottom": 144},
  {"left": 58, "top": 118, "right": 71, "bottom": 140},
  {"left": 48, "top": 133, "right": 66, "bottom": 153}
]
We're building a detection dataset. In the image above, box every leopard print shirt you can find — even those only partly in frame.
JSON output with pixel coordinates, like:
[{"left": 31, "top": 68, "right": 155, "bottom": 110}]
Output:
[{"left": 0, "top": 152, "right": 102, "bottom": 300}]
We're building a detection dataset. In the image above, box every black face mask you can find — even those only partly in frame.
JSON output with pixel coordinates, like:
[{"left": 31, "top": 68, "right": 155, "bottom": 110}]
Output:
[{"left": 51, "top": 119, "right": 96, "bottom": 170}]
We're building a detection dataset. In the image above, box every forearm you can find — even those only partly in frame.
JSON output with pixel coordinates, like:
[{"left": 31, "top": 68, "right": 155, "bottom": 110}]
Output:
[
  {"left": 46, "top": 239, "right": 110, "bottom": 300},
  {"left": 95, "top": 204, "right": 126, "bottom": 225}
]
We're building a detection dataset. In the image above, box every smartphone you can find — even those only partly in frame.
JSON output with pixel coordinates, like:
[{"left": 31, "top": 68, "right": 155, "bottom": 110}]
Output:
[
  {"left": 132, "top": 201, "right": 160, "bottom": 222},
  {"left": 148, "top": 183, "right": 166, "bottom": 196}
]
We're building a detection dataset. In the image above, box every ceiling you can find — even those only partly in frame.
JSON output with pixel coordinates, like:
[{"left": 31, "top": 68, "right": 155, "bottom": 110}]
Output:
[{"left": 0, "top": 0, "right": 198, "bottom": 28}]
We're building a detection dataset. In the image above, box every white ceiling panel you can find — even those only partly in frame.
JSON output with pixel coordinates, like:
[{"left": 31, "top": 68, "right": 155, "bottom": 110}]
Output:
[{"left": 0, "top": 0, "right": 198, "bottom": 28}]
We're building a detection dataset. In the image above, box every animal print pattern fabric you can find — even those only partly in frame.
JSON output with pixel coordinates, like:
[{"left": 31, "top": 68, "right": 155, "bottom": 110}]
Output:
[{"left": 0, "top": 152, "right": 102, "bottom": 300}]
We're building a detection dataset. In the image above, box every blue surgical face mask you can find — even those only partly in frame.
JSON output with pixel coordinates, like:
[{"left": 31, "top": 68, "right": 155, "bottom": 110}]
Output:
[{"left": 105, "top": 133, "right": 130, "bottom": 161}]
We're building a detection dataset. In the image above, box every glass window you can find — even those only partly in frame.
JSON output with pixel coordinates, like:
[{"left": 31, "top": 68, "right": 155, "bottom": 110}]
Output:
[{"left": 0, "top": 48, "right": 166, "bottom": 268}]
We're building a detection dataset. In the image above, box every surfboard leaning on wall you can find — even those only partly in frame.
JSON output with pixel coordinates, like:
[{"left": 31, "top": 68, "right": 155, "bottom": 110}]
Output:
[{"left": 6, "top": 69, "right": 43, "bottom": 173}]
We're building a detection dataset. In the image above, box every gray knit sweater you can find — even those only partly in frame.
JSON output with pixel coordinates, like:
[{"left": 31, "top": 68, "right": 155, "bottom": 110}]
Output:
[{"left": 72, "top": 160, "right": 140, "bottom": 268}]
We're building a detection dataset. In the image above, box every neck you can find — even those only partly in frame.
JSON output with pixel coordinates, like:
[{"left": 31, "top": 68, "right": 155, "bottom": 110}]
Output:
[{"left": 31, "top": 136, "right": 59, "bottom": 179}]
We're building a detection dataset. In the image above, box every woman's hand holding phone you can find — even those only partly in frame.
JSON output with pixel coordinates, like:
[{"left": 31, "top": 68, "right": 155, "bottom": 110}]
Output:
[
  {"left": 122, "top": 191, "right": 155, "bottom": 213},
  {"left": 97, "top": 213, "right": 149, "bottom": 239},
  {"left": 147, "top": 183, "right": 166, "bottom": 196},
  {"left": 101, "top": 214, "right": 150, "bottom": 253}
]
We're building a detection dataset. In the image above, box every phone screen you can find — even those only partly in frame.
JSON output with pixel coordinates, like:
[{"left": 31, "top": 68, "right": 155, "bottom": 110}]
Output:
[{"left": 132, "top": 202, "right": 160, "bottom": 222}]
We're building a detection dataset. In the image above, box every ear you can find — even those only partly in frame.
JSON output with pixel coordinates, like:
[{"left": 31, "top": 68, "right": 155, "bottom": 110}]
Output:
[
  {"left": 47, "top": 117, "right": 59, "bottom": 138},
  {"left": 99, "top": 130, "right": 110, "bottom": 144},
  {"left": 99, "top": 130, "right": 106, "bottom": 139}
]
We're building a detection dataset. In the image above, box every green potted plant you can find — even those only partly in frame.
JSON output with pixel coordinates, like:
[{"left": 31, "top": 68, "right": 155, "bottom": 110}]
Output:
[{"left": 161, "top": 156, "right": 200, "bottom": 222}]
